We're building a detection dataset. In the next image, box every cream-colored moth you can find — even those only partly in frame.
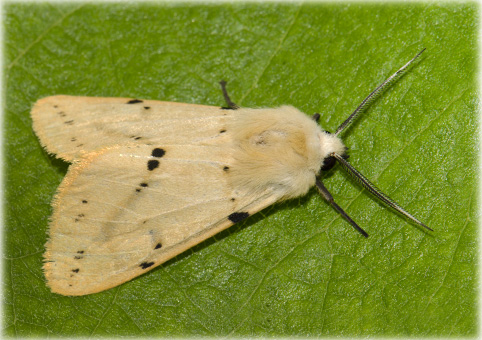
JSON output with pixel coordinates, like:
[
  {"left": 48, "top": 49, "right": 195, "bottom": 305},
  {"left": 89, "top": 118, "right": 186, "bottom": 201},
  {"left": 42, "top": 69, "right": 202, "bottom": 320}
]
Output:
[{"left": 32, "top": 49, "right": 431, "bottom": 296}]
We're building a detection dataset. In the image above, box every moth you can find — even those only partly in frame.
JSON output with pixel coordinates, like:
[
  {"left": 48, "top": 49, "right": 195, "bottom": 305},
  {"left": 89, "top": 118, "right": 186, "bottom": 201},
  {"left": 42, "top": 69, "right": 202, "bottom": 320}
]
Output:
[{"left": 32, "top": 49, "right": 431, "bottom": 296}]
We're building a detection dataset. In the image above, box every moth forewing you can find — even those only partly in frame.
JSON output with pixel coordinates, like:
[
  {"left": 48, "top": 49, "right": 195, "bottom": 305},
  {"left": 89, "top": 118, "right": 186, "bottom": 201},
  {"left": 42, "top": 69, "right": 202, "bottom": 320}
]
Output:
[
  {"left": 31, "top": 95, "right": 229, "bottom": 161},
  {"left": 44, "top": 143, "right": 282, "bottom": 296}
]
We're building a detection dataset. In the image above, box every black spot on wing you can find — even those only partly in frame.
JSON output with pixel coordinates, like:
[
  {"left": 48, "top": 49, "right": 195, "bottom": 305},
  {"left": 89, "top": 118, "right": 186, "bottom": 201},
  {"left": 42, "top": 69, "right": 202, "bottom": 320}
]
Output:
[
  {"left": 74, "top": 255, "right": 83, "bottom": 260},
  {"left": 154, "top": 243, "right": 162, "bottom": 250},
  {"left": 152, "top": 148, "right": 165, "bottom": 158},
  {"left": 228, "top": 212, "right": 250, "bottom": 223},
  {"left": 223, "top": 166, "right": 230, "bottom": 171},
  {"left": 82, "top": 200, "right": 88, "bottom": 204},
  {"left": 140, "top": 261, "right": 155, "bottom": 269},
  {"left": 72, "top": 268, "right": 79, "bottom": 273},
  {"left": 77, "top": 250, "right": 84, "bottom": 254},
  {"left": 147, "top": 160, "right": 159, "bottom": 171},
  {"left": 136, "top": 182, "right": 148, "bottom": 192},
  {"left": 127, "top": 99, "right": 143, "bottom": 104},
  {"left": 220, "top": 129, "right": 226, "bottom": 133},
  {"left": 71, "top": 137, "right": 77, "bottom": 142},
  {"left": 65, "top": 120, "right": 74, "bottom": 125},
  {"left": 147, "top": 149, "right": 164, "bottom": 170},
  {"left": 144, "top": 106, "right": 151, "bottom": 110}
]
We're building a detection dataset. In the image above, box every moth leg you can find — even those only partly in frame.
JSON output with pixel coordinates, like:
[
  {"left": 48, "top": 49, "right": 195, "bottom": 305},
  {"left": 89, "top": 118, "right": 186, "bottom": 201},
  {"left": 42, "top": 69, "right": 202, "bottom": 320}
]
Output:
[
  {"left": 315, "top": 179, "right": 369, "bottom": 238},
  {"left": 219, "top": 80, "right": 240, "bottom": 110}
]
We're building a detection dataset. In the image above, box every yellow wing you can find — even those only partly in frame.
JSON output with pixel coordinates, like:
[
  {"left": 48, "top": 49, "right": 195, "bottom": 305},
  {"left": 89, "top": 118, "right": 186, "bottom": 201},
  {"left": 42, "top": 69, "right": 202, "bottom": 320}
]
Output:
[
  {"left": 31, "top": 95, "right": 229, "bottom": 161},
  {"left": 44, "top": 144, "right": 281, "bottom": 295}
]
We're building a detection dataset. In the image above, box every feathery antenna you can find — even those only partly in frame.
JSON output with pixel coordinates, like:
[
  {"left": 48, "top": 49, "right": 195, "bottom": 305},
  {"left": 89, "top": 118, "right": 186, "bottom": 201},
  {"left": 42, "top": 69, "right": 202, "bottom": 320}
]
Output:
[
  {"left": 335, "top": 48, "right": 426, "bottom": 136},
  {"left": 333, "top": 153, "right": 432, "bottom": 231}
]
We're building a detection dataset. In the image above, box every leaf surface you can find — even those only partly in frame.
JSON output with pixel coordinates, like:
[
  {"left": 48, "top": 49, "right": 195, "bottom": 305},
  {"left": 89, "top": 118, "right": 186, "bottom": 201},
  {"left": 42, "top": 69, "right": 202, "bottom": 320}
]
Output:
[{"left": 3, "top": 2, "right": 477, "bottom": 337}]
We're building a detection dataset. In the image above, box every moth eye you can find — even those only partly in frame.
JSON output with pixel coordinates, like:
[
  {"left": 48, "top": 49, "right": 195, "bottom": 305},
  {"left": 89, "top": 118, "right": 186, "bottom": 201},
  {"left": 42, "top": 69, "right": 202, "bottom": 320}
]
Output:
[
  {"left": 321, "top": 150, "right": 349, "bottom": 172},
  {"left": 320, "top": 155, "right": 336, "bottom": 172}
]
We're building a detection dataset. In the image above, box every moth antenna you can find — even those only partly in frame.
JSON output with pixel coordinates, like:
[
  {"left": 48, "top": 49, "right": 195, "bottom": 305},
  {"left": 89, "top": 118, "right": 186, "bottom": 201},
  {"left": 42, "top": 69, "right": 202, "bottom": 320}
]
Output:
[
  {"left": 333, "top": 152, "right": 432, "bottom": 231},
  {"left": 219, "top": 80, "right": 240, "bottom": 110},
  {"left": 334, "top": 48, "right": 426, "bottom": 136},
  {"left": 315, "top": 179, "right": 369, "bottom": 238}
]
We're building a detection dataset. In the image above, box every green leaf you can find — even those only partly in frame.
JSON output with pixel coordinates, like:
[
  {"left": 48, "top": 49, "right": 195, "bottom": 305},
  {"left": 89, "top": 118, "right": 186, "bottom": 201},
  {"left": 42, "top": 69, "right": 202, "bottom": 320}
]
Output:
[{"left": 4, "top": 2, "right": 477, "bottom": 337}]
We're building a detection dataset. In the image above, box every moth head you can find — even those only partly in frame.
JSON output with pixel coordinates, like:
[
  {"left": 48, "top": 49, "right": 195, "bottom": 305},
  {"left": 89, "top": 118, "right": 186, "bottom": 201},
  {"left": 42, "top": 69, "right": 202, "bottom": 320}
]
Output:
[
  {"left": 312, "top": 48, "right": 431, "bottom": 238},
  {"left": 318, "top": 130, "right": 346, "bottom": 173}
]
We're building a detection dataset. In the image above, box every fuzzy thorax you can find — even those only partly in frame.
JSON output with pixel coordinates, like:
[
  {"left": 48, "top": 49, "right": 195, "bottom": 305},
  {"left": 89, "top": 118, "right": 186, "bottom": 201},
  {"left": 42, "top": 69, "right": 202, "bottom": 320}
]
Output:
[{"left": 229, "top": 106, "right": 345, "bottom": 200}]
